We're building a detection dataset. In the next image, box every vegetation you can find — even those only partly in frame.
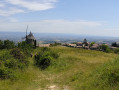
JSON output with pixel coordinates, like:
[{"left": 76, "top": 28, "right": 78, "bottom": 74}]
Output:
[
  {"left": 0, "top": 40, "right": 15, "bottom": 49},
  {"left": 112, "top": 42, "right": 118, "bottom": 47},
  {"left": 34, "top": 47, "right": 59, "bottom": 69},
  {"left": 0, "top": 46, "right": 119, "bottom": 90},
  {"left": 100, "top": 44, "right": 112, "bottom": 53},
  {"left": 0, "top": 48, "right": 29, "bottom": 80},
  {"left": 0, "top": 41, "right": 31, "bottom": 80},
  {"left": 50, "top": 42, "right": 61, "bottom": 47},
  {"left": 18, "top": 41, "right": 33, "bottom": 56},
  {"left": 90, "top": 42, "right": 95, "bottom": 46},
  {"left": 114, "top": 48, "right": 119, "bottom": 54}
]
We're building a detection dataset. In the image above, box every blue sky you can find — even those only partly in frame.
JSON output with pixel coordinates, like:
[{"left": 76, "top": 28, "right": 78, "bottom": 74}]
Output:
[{"left": 0, "top": 0, "right": 119, "bottom": 37}]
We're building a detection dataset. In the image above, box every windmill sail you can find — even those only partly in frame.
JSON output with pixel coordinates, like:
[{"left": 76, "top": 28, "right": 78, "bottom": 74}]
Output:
[
  {"left": 26, "top": 25, "right": 28, "bottom": 39},
  {"left": 21, "top": 25, "right": 29, "bottom": 40}
]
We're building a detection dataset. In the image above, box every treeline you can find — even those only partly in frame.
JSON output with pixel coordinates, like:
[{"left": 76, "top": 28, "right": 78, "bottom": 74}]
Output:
[{"left": 0, "top": 40, "right": 15, "bottom": 49}]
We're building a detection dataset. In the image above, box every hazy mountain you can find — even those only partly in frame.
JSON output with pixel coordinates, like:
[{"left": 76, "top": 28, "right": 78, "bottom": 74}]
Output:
[{"left": 0, "top": 31, "right": 119, "bottom": 44}]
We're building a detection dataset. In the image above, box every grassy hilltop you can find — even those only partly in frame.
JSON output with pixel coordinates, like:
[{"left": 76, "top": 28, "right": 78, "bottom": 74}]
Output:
[{"left": 0, "top": 46, "right": 119, "bottom": 90}]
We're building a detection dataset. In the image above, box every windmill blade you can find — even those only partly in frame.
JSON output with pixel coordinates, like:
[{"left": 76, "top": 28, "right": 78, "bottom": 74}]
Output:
[{"left": 26, "top": 25, "right": 28, "bottom": 36}]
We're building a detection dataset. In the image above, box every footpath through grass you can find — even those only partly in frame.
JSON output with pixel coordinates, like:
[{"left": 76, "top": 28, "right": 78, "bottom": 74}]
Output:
[{"left": 0, "top": 46, "right": 119, "bottom": 90}]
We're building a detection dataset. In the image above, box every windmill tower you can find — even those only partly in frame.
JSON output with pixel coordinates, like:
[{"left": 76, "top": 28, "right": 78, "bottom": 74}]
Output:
[{"left": 25, "top": 25, "right": 36, "bottom": 46}]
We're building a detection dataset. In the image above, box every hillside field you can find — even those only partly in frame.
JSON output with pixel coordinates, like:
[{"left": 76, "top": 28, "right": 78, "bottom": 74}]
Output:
[{"left": 0, "top": 46, "right": 119, "bottom": 90}]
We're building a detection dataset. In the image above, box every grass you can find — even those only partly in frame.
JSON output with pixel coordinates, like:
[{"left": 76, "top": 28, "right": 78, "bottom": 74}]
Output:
[{"left": 0, "top": 46, "right": 119, "bottom": 90}]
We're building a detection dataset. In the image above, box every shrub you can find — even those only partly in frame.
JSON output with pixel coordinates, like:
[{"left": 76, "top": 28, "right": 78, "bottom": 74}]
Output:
[
  {"left": 114, "top": 48, "right": 119, "bottom": 54},
  {"left": 41, "top": 47, "right": 59, "bottom": 59},
  {"left": 100, "top": 45, "right": 112, "bottom": 53},
  {"left": 0, "top": 66, "right": 15, "bottom": 79},
  {"left": 0, "top": 49, "right": 29, "bottom": 79},
  {"left": 35, "top": 50, "right": 52, "bottom": 69},
  {"left": 10, "top": 48, "right": 29, "bottom": 69},
  {"left": 90, "top": 42, "right": 95, "bottom": 46},
  {"left": 0, "top": 49, "right": 29, "bottom": 70},
  {"left": 18, "top": 41, "right": 33, "bottom": 56},
  {"left": 34, "top": 47, "right": 59, "bottom": 69},
  {"left": 3, "top": 40, "right": 15, "bottom": 49},
  {"left": 50, "top": 51, "right": 59, "bottom": 59},
  {"left": 10, "top": 48, "right": 25, "bottom": 60}
]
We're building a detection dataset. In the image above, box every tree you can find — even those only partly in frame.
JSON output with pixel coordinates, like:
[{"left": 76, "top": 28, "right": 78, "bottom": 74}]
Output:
[
  {"left": 100, "top": 45, "right": 111, "bottom": 53},
  {"left": 112, "top": 42, "right": 117, "bottom": 47},
  {"left": 0, "top": 40, "right": 3, "bottom": 49},
  {"left": 3, "top": 40, "right": 15, "bottom": 49},
  {"left": 90, "top": 42, "right": 95, "bottom": 46}
]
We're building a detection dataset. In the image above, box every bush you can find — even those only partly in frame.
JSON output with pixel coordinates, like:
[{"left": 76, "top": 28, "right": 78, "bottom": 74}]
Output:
[
  {"left": 114, "top": 48, "right": 119, "bottom": 54},
  {"left": 10, "top": 48, "right": 25, "bottom": 60},
  {"left": 50, "top": 51, "right": 59, "bottom": 59},
  {"left": 0, "top": 49, "right": 29, "bottom": 80},
  {"left": 35, "top": 51, "right": 52, "bottom": 69},
  {"left": 100, "top": 45, "right": 112, "bottom": 53},
  {"left": 18, "top": 41, "right": 33, "bottom": 56},
  {"left": 3, "top": 40, "right": 15, "bottom": 49},
  {"left": 41, "top": 47, "right": 59, "bottom": 59},
  {"left": 34, "top": 47, "right": 59, "bottom": 69},
  {"left": 0, "top": 66, "right": 15, "bottom": 79},
  {"left": 10, "top": 48, "right": 29, "bottom": 69}
]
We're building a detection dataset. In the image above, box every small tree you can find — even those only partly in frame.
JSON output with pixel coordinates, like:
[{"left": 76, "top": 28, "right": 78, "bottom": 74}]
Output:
[
  {"left": 90, "top": 42, "right": 95, "bottom": 46},
  {"left": 101, "top": 45, "right": 111, "bottom": 53},
  {"left": 112, "top": 42, "right": 117, "bottom": 47}
]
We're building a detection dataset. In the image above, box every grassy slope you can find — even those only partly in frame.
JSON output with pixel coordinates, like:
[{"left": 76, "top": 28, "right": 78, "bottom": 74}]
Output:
[{"left": 0, "top": 46, "right": 118, "bottom": 90}]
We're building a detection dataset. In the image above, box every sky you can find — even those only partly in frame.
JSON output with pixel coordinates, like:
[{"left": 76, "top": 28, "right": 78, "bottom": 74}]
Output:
[{"left": 0, "top": 0, "right": 119, "bottom": 37}]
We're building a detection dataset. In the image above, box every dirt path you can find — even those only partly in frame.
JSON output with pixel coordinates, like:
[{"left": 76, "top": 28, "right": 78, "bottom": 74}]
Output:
[{"left": 38, "top": 85, "right": 68, "bottom": 90}]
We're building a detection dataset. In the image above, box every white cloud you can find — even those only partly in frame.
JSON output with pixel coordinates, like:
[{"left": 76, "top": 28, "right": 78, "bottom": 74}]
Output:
[
  {"left": 6, "top": 0, "right": 56, "bottom": 11},
  {"left": 0, "top": 8, "right": 24, "bottom": 16},
  {"left": 0, "top": 17, "right": 18, "bottom": 22},
  {"left": 0, "top": 0, "right": 58, "bottom": 16},
  {"left": 0, "top": 20, "right": 103, "bottom": 35},
  {"left": 0, "top": 3, "right": 5, "bottom": 7}
]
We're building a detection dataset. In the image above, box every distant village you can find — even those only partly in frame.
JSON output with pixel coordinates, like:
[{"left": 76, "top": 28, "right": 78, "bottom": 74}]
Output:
[
  {"left": 63, "top": 38, "right": 117, "bottom": 50},
  {"left": 26, "top": 30, "right": 118, "bottom": 52}
]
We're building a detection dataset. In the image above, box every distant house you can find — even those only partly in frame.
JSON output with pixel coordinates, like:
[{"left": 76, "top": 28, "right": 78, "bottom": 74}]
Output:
[
  {"left": 76, "top": 42, "right": 83, "bottom": 46},
  {"left": 84, "top": 46, "right": 90, "bottom": 49},
  {"left": 90, "top": 44, "right": 100, "bottom": 50},
  {"left": 68, "top": 44, "right": 76, "bottom": 47},
  {"left": 38, "top": 44, "right": 50, "bottom": 47},
  {"left": 110, "top": 47, "right": 117, "bottom": 50}
]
